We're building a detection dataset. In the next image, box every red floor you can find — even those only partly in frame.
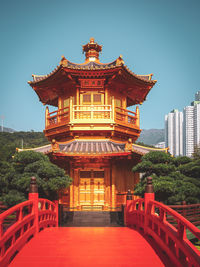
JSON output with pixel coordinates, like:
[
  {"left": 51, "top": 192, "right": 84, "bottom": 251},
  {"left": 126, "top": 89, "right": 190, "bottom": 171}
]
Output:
[{"left": 10, "top": 227, "right": 165, "bottom": 267}]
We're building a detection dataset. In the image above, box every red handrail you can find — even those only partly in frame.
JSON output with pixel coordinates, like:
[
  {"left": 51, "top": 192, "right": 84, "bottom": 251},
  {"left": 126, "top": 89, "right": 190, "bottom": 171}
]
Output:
[
  {"left": 0, "top": 196, "right": 58, "bottom": 266},
  {"left": 169, "top": 203, "right": 200, "bottom": 226},
  {"left": 125, "top": 198, "right": 200, "bottom": 266}
]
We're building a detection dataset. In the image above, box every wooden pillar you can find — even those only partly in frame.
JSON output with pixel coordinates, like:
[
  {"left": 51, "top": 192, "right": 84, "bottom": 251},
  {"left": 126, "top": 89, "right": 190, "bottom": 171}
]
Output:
[
  {"left": 112, "top": 97, "right": 115, "bottom": 121},
  {"left": 136, "top": 106, "right": 140, "bottom": 128},
  {"left": 57, "top": 97, "right": 61, "bottom": 123},
  {"left": 76, "top": 86, "right": 80, "bottom": 105},
  {"left": 70, "top": 96, "right": 73, "bottom": 122},
  {"left": 69, "top": 168, "right": 74, "bottom": 209},
  {"left": 111, "top": 163, "right": 116, "bottom": 210},
  {"left": 73, "top": 169, "right": 79, "bottom": 210},
  {"left": 45, "top": 106, "right": 49, "bottom": 128},
  {"left": 104, "top": 167, "right": 110, "bottom": 210},
  {"left": 105, "top": 85, "right": 108, "bottom": 105}
]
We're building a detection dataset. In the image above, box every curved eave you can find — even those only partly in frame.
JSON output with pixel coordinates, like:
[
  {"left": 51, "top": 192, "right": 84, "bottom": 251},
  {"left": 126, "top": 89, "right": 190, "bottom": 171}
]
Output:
[
  {"left": 52, "top": 151, "right": 131, "bottom": 158},
  {"left": 28, "top": 65, "right": 63, "bottom": 85},
  {"left": 28, "top": 59, "right": 156, "bottom": 106},
  {"left": 132, "top": 144, "right": 168, "bottom": 155},
  {"left": 122, "top": 65, "right": 156, "bottom": 85},
  {"left": 28, "top": 58, "right": 156, "bottom": 86}
]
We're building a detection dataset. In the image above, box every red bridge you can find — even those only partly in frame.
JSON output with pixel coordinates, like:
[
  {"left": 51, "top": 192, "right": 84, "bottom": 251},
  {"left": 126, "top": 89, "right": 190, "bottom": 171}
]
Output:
[{"left": 0, "top": 177, "right": 199, "bottom": 267}]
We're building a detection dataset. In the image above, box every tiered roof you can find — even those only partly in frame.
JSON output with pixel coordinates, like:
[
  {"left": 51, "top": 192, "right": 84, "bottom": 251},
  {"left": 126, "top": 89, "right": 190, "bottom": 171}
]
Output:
[{"left": 28, "top": 38, "right": 157, "bottom": 107}]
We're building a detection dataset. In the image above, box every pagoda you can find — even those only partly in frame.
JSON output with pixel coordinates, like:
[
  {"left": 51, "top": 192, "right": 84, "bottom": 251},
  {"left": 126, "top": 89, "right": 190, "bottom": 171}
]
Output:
[{"left": 28, "top": 38, "right": 165, "bottom": 211}]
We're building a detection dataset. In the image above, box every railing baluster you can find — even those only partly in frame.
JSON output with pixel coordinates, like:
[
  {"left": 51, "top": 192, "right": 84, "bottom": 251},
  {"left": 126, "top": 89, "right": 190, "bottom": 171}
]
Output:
[
  {"left": 178, "top": 222, "right": 186, "bottom": 240},
  {"left": 0, "top": 218, "right": 3, "bottom": 238}
]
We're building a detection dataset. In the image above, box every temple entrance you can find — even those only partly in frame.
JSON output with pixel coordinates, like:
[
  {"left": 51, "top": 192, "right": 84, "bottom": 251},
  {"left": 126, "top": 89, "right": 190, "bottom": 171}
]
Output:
[{"left": 79, "top": 169, "right": 105, "bottom": 210}]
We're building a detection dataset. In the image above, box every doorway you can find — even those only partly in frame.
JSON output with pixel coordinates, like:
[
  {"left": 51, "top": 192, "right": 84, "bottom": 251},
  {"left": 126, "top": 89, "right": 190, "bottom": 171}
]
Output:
[{"left": 79, "top": 169, "right": 105, "bottom": 209}]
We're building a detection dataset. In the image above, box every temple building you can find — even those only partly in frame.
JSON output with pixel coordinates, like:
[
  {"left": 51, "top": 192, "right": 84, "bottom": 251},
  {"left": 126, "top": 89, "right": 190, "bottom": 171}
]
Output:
[{"left": 27, "top": 38, "right": 166, "bottom": 211}]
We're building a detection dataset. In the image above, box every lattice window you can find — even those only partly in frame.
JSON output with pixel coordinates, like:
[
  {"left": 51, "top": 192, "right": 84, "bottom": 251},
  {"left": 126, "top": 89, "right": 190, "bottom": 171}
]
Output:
[
  {"left": 80, "top": 171, "right": 92, "bottom": 178},
  {"left": 83, "top": 94, "right": 91, "bottom": 104},
  {"left": 93, "top": 171, "right": 104, "bottom": 178},
  {"left": 93, "top": 94, "right": 102, "bottom": 104}
]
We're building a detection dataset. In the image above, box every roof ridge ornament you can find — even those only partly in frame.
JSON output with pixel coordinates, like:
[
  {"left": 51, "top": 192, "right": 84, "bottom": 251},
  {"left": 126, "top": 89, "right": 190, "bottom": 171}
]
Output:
[
  {"left": 116, "top": 55, "right": 124, "bottom": 66},
  {"left": 60, "top": 55, "right": 68, "bottom": 66}
]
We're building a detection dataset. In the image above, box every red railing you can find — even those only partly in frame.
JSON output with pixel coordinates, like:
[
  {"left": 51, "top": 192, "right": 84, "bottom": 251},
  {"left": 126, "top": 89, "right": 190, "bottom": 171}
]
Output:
[
  {"left": 169, "top": 203, "right": 200, "bottom": 226},
  {"left": 0, "top": 190, "right": 58, "bottom": 266},
  {"left": 125, "top": 197, "right": 200, "bottom": 266}
]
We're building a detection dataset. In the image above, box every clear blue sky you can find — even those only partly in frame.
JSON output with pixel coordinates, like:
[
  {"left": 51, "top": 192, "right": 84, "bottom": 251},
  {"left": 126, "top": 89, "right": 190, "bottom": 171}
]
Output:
[{"left": 1, "top": 0, "right": 200, "bottom": 131}]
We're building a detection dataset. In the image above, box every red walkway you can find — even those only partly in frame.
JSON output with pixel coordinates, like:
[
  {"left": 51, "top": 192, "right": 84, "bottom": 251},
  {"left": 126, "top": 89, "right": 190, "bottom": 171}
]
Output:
[{"left": 10, "top": 227, "right": 166, "bottom": 267}]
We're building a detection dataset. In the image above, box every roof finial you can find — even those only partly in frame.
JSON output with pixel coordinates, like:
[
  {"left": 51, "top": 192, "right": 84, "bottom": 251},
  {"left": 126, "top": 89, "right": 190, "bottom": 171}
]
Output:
[
  {"left": 82, "top": 38, "right": 102, "bottom": 63},
  {"left": 90, "top": 37, "right": 95, "bottom": 43}
]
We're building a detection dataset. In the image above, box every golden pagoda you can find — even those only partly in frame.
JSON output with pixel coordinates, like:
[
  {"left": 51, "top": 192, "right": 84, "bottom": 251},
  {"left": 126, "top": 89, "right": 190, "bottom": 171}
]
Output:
[{"left": 28, "top": 38, "right": 165, "bottom": 211}]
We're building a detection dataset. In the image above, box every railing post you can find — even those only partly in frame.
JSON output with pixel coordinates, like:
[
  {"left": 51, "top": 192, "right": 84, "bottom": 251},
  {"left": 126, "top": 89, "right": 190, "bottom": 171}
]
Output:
[
  {"left": 144, "top": 177, "right": 155, "bottom": 234},
  {"left": 125, "top": 189, "right": 132, "bottom": 226},
  {"left": 53, "top": 200, "right": 59, "bottom": 227},
  {"left": 182, "top": 201, "right": 186, "bottom": 218},
  {"left": 28, "top": 176, "right": 39, "bottom": 234}
]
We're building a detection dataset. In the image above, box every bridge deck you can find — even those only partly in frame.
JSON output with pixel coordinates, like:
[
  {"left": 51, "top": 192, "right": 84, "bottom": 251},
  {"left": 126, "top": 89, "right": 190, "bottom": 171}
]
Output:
[{"left": 10, "top": 227, "right": 166, "bottom": 266}]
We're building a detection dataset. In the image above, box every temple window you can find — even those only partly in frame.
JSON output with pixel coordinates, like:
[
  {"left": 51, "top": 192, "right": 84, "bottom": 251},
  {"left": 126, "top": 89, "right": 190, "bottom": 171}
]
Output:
[
  {"left": 81, "top": 92, "right": 104, "bottom": 105},
  {"left": 93, "top": 94, "right": 102, "bottom": 104},
  {"left": 82, "top": 94, "right": 91, "bottom": 105}
]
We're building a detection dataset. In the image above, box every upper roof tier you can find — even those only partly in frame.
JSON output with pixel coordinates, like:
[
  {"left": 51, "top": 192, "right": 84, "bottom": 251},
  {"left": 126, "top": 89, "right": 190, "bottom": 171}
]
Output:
[{"left": 28, "top": 38, "right": 157, "bottom": 107}]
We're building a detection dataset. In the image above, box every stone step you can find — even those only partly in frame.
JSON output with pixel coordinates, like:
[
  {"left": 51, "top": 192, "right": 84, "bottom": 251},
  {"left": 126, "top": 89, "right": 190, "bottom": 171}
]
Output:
[{"left": 60, "top": 210, "right": 124, "bottom": 227}]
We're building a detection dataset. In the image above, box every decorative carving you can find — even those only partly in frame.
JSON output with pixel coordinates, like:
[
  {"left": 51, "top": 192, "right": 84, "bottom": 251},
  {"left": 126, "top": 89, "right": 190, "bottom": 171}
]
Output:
[
  {"left": 116, "top": 55, "right": 124, "bottom": 66},
  {"left": 51, "top": 139, "right": 60, "bottom": 152},
  {"left": 125, "top": 138, "right": 133, "bottom": 152},
  {"left": 59, "top": 55, "right": 68, "bottom": 66}
]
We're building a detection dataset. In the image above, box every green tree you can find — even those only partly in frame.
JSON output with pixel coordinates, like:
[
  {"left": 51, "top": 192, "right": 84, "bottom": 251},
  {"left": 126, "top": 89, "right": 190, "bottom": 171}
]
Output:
[
  {"left": 132, "top": 152, "right": 200, "bottom": 204},
  {"left": 0, "top": 151, "right": 72, "bottom": 207}
]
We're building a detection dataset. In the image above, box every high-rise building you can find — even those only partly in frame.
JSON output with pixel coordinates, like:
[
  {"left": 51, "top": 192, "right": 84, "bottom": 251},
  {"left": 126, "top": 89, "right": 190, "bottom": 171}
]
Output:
[
  {"left": 165, "top": 91, "right": 200, "bottom": 157},
  {"left": 183, "top": 106, "right": 194, "bottom": 157},
  {"left": 195, "top": 91, "right": 200, "bottom": 101},
  {"left": 165, "top": 109, "right": 183, "bottom": 156},
  {"left": 194, "top": 103, "right": 200, "bottom": 148}
]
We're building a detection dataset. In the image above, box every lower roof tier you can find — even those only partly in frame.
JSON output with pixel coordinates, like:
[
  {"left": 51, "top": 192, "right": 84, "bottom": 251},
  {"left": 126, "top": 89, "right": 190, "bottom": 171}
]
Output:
[{"left": 17, "top": 139, "right": 168, "bottom": 157}]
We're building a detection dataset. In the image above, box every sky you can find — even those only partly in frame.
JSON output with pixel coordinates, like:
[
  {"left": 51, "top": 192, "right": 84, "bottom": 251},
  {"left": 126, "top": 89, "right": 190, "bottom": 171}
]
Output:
[{"left": 0, "top": 0, "right": 200, "bottom": 131}]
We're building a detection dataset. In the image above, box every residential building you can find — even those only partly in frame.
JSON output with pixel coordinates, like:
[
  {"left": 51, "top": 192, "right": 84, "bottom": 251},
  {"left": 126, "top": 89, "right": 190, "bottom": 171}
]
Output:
[
  {"left": 165, "top": 90, "right": 200, "bottom": 157},
  {"left": 194, "top": 103, "right": 200, "bottom": 148},
  {"left": 155, "top": 142, "right": 165, "bottom": 149},
  {"left": 165, "top": 109, "right": 183, "bottom": 156},
  {"left": 183, "top": 106, "right": 194, "bottom": 157}
]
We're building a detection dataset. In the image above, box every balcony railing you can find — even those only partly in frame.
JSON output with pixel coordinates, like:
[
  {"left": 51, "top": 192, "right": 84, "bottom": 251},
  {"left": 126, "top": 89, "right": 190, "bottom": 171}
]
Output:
[
  {"left": 115, "top": 107, "right": 137, "bottom": 125},
  {"left": 46, "top": 105, "right": 139, "bottom": 129},
  {"left": 72, "top": 105, "right": 113, "bottom": 121}
]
